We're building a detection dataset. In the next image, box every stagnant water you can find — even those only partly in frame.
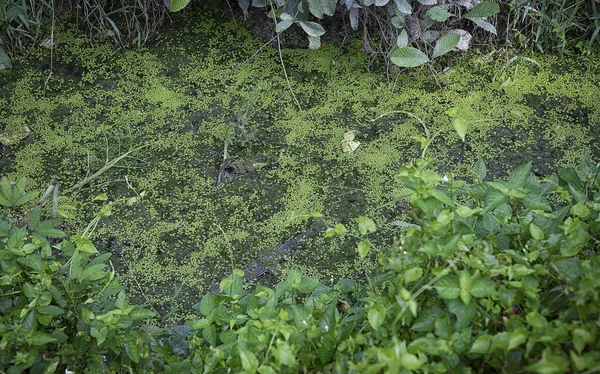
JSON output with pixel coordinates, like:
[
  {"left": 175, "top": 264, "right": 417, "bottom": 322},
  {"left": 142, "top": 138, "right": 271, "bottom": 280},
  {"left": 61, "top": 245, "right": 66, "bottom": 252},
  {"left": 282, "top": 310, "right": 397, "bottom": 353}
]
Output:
[{"left": 1, "top": 9, "right": 599, "bottom": 321}]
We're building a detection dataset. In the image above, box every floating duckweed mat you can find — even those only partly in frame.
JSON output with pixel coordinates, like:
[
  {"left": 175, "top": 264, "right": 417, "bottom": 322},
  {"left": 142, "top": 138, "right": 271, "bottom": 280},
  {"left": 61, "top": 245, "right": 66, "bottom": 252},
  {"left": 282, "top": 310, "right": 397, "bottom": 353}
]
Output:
[{"left": 1, "top": 10, "right": 599, "bottom": 321}]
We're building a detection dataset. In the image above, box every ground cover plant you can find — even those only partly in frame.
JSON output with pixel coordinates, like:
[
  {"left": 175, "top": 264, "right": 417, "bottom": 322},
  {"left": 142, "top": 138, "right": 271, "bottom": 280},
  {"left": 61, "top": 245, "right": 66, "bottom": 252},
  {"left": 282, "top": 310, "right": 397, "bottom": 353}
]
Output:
[
  {"left": 1, "top": 8, "right": 599, "bottom": 321},
  {"left": 1, "top": 151, "right": 599, "bottom": 372}
]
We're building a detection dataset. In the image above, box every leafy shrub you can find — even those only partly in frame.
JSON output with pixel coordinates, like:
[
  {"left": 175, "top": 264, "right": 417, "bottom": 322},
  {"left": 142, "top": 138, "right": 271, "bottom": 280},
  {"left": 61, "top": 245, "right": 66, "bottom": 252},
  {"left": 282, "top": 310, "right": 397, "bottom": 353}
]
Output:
[
  {"left": 0, "top": 179, "right": 156, "bottom": 373},
  {"left": 2, "top": 153, "right": 599, "bottom": 372}
]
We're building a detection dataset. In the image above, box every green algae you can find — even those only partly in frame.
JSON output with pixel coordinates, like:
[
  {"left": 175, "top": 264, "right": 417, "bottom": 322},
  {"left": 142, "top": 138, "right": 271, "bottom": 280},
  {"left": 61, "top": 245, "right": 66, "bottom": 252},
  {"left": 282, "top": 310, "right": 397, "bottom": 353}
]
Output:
[{"left": 0, "top": 10, "right": 599, "bottom": 322}]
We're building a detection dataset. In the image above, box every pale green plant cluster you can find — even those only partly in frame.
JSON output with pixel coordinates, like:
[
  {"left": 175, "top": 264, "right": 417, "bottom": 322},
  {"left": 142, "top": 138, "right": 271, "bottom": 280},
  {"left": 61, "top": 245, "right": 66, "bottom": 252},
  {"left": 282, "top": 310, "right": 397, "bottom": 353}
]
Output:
[{"left": 0, "top": 13, "right": 599, "bottom": 320}]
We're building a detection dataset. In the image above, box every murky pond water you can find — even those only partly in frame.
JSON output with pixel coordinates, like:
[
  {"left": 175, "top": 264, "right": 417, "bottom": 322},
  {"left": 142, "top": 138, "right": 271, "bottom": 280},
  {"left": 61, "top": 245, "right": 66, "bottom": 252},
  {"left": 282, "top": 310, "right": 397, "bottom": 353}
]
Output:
[{"left": 1, "top": 9, "right": 599, "bottom": 320}]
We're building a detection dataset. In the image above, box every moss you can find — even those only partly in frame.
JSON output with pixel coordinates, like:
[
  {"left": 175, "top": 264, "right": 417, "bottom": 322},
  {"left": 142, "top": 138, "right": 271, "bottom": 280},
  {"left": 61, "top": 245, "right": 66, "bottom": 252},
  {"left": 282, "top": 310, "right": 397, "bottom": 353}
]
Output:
[{"left": 1, "top": 10, "right": 598, "bottom": 322}]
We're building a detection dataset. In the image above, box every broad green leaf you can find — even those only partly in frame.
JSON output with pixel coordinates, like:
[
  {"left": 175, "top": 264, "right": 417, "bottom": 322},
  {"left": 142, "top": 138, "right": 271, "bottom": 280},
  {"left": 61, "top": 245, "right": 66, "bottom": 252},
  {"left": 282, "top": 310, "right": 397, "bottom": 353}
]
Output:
[
  {"left": 470, "top": 277, "right": 496, "bottom": 297},
  {"left": 523, "top": 193, "right": 551, "bottom": 211},
  {"left": 553, "top": 258, "right": 583, "bottom": 281},
  {"left": 397, "top": 29, "right": 409, "bottom": 47},
  {"left": 404, "top": 267, "right": 423, "bottom": 283},
  {"left": 202, "top": 324, "right": 217, "bottom": 346},
  {"left": 274, "top": 342, "right": 297, "bottom": 367},
  {"left": 530, "top": 223, "right": 544, "bottom": 240},
  {"left": 448, "top": 299, "right": 477, "bottom": 330},
  {"left": 368, "top": 304, "right": 386, "bottom": 331},
  {"left": 401, "top": 352, "right": 422, "bottom": 370},
  {"left": 298, "top": 278, "right": 320, "bottom": 293},
  {"left": 394, "top": 0, "right": 412, "bottom": 14},
  {"left": 525, "top": 355, "right": 569, "bottom": 374},
  {"left": 452, "top": 118, "right": 468, "bottom": 142},
  {"left": 445, "top": 107, "right": 461, "bottom": 118},
  {"left": 473, "top": 155, "right": 487, "bottom": 182},
  {"left": 435, "top": 314, "right": 451, "bottom": 339},
  {"left": 74, "top": 237, "right": 99, "bottom": 254},
  {"left": 426, "top": 5, "right": 453, "bottom": 22},
  {"left": 239, "top": 347, "right": 259, "bottom": 372},
  {"left": 433, "top": 33, "right": 460, "bottom": 58},
  {"left": 37, "top": 305, "right": 65, "bottom": 316},
  {"left": 298, "top": 21, "right": 326, "bottom": 37},
  {"left": 276, "top": 19, "right": 294, "bottom": 33},
  {"left": 197, "top": 293, "right": 215, "bottom": 317},
  {"left": 508, "top": 327, "right": 528, "bottom": 350},
  {"left": 571, "top": 201, "right": 590, "bottom": 218},
  {"left": 470, "top": 335, "right": 492, "bottom": 354},
  {"left": 435, "top": 275, "right": 460, "bottom": 299},
  {"left": 288, "top": 269, "right": 302, "bottom": 287},
  {"left": 125, "top": 342, "right": 141, "bottom": 363},
  {"left": 411, "top": 306, "right": 444, "bottom": 332},
  {"left": 358, "top": 238, "right": 371, "bottom": 257},
  {"left": 358, "top": 216, "right": 376, "bottom": 235},
  {"left": 471, "top": 17, "right": 497, "bottom": 34},
  {"left": 482, "top": 189, "right": 507, "bottom": 214},
  {"left": 430, "top": 189, "right": 454, "bottom": 206},
  {"left": 390, "top": 47, "right": 429, "bottom": 67},
  {"left": 91, "top": 326, "right": 108, "bottom": 345},
  {"left": 456, "top": 205, "right": 479, "bottom": 217},
  {"left": 308, "top": 35, "right": 321, "bottom": 49},
  {"left": 319, "top": 303, "right": 337, "bottom": 333},
  {"left": 308, "top": 0, "right": 337, "bottom": 18},
  {"left": 465, "top": 1, "right": 500, "bottom": 19},
  {"left": 280, "top": 12, "right": 294, "bottom": 21},
  {"left": 17, "top": 254, "right": 42, "bottom": 271},
  {"left": 508, "top": 162, "right": 531, "bottom": 189},
  {"left": 129, "top": 307, "right": 155, "bottom": 320},
  {"left": 30, "top": 332, "right": 58, "bottom": 346},
  {"left": 169, "top": 0, "right": 190, "bottom": 12}
]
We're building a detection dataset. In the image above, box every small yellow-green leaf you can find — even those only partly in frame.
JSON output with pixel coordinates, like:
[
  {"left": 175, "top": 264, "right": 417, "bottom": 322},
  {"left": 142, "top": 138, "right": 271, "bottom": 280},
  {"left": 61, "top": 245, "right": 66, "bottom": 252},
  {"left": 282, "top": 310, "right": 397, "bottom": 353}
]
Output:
[
  {"left": 453, "top": 118, "right": 469, "bottom": 142},
  {"left": 530, "top": 223, "right": 544, "bottom": 240},
  {"left": 358, "top": 238, "right": 371, "bottom": 258}
]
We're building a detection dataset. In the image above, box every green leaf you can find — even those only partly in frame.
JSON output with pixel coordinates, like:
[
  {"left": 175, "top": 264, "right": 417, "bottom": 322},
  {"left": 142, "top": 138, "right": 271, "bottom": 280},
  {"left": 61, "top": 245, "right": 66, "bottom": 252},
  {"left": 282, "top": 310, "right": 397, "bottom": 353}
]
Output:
[
  {"left": 465, "top": 1, "right": 500, "bottom": 18},
  {"left": 239, "top": 347, "right": 259, "bottom": 372},
  {"left": 275, "top": 19, "right": 294, "bottom": 33},
  {"left": 30, "top": 332, "right": 58, "bottom": 346},
  {"left": 169, "top": 0, "right": 191, "bottom": 12},
  {"left": 358, "top": 238, "right": 371, "bottom": 258},
  {"left": 571, "top": 202, "right": 590, "bottom": 218},
  {"left": 411, "top": 306, "right": 444, "bottom": 332},
  {"left": 525, "top": 354, "right": 569, "bottom": 374},
  {"left": 298, "top": 278, "right": 320, "bottom": 293},
  {"left": 394, "top": 0, "right": 412, "bottom": 14},
  {"left": 430, "top": 189, "right": 454, "bottom": 206},
  {"left": 308, "top": 35, "right": 321, "bottom": 49},
  {"left": 91, "top": 326, "right": 108, "bottom": 345},
  {"left": 298, "top": 21, "right": 326, "bottom": 37},
  {"left": 553, "top": 258, "right": 583, "bottom": 281},
  {"left": 390, "top": 47, "right": 429, "bottom": 67},
  {"left": 452, "top": 118, "right": 468, "bottom": 142},
  {"left": 470, "top": 277, "right": 496, "bottom": 298},
  {"left": 434, "top": 314, "right": 451, "bottom": 339},
  {"left": 508, "top": 162, "right": 531, "bottom": 189},
  {"left": 74, "top": 237, "right": 99, "bottom": 254},
  {"left": 274, "top": 342, "right": 297, "bottom": 367},
  {"left": 397, "top": 29, "right": 409, "bottom": 47},
  {"left": 404, "top": 267, "right": 423, "bottom": 283},
  {"left": 426, "top": 5, "right": 453, "bottom": 22},
  {"left": 202, "top": 324, "right": 217, "bottom": 346},
  {"left": 197, "top": 293, "right": 215, "bottom": 317},
  {"left": 482, "top": 190, "right": 507, "bottom": 214},
  {"left": 523, "top": 193, "right": 551, "bottom": 211},
  {"left": 17, "top": 254, "right": 42, "bottom": 271},
  {"left": 530, "top": 223, "right": 544, "bottom": 240},
  {"left": 37, "top": 305, "right": 64, "bottom": 316},
  {"left": 456, "top": 205, "right": 479, "bottom": 217},
  {"left": 433, "top": 33, "right": 460, "bottom": 58},
  {"left": 473, "top": 155, "right": 487, "bottom": 182},
  {"left": 125, "top": 341, "right": 141, "bottom": 363},
  {"left": 471, "top": 17, "right": 497, "bottom": 34},
  {"left": 448, "top": 299, "right": 477, "bottom": 330},
  {"left": 508, "top": 327, "right": 528, "bottom": 351},
  {"left": 319, "top": 303, "right": 337, "bottom": 333},
  {"left": 358, "top": 216, "right": 376, "bottom": 235},
  {"left": 308, "top": 0, "right": 337, "bottom": 18},
  {"left": 368, "top": 303, "right": 386, "bottom": 331},
  {"left": 435, "top": 275, "right": 460, "bottom": 299},
  {"left": 0, "top": 46, "right": 12, "bottom": 70}
]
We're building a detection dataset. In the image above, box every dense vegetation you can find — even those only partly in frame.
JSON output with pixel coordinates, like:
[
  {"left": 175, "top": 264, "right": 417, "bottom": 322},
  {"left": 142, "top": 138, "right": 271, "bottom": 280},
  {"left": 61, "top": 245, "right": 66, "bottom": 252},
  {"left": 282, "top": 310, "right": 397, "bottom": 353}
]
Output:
[
  {"left": 1, "top": 151, "right": 599, "bottom": 372},
  {"left": 1, "top": 0, "right": 599, "bottom": 70},
  {"left": 1, "top": 0, "right": 599, "bottom": 373}
]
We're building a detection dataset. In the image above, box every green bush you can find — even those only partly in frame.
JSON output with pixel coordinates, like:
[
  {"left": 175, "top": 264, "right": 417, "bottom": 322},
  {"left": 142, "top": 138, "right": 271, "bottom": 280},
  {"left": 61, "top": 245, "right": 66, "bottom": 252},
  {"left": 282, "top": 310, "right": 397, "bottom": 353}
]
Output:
[{"left": 1, "top": 153, "right": 599, "bottom": 372}]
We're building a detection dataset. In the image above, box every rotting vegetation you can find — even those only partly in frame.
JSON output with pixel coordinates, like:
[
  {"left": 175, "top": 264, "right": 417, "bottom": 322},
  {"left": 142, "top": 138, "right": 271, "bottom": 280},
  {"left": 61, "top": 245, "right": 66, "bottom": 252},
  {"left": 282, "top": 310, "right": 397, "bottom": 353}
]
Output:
[{"left": 1, "top": 9, "right": 599, "bottom": 322}]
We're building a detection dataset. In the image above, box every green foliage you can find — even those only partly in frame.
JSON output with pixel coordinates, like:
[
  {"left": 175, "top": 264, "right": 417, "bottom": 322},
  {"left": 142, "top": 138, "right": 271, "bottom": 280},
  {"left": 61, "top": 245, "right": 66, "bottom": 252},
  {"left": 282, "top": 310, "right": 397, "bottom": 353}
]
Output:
[
  {"left": 2, "top": 153, "right": 599, "bottom": 372},
  {"left": 0, "top": 179, "right": 157, "bottom": 373}
]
